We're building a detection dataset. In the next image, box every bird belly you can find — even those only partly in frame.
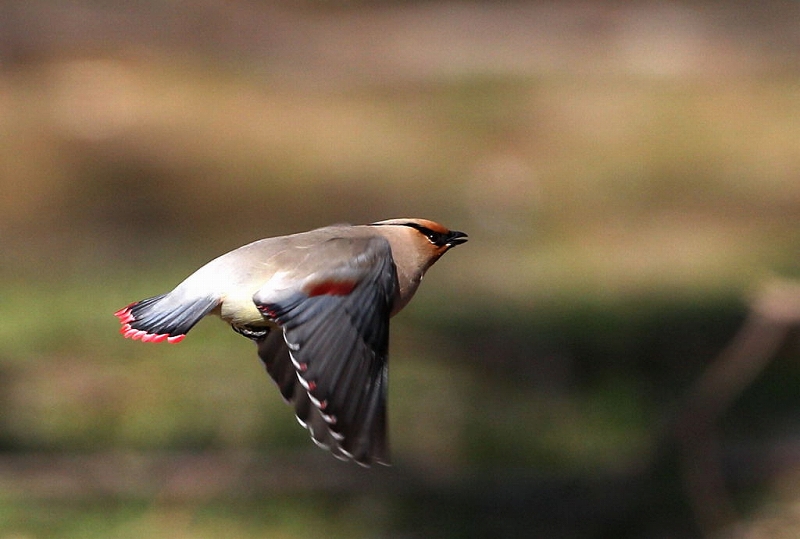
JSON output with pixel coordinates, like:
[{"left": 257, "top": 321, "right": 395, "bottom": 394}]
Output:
[{"left": 219, "top": 295, "right": 267, "bottom": 327}]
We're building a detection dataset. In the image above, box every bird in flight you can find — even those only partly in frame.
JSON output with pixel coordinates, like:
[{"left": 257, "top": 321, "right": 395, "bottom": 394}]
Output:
[{"left": 115, "top": 218, "right": 467, "bottom": 466}]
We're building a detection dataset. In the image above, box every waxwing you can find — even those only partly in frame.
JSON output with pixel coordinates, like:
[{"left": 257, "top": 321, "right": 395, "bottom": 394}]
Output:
[{"left": 115, "top": 218, "right": 467, "bottom": 466}]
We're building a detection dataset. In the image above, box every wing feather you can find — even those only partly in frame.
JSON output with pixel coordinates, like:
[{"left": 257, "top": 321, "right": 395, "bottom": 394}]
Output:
[
  {"left": 256, "top": 328, "right": 296, "bottom": 402},
  {"left": 253, "top": 236, "right": 397, "bottom": 466}
]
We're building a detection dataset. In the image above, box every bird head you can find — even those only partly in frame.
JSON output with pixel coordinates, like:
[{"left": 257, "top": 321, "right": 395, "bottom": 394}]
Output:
[{"left": 371, "top": 217, "right": 467, "bottom": 270}]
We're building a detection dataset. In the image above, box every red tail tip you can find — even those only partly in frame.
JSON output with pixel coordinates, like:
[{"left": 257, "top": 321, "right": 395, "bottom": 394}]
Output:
[
  {"left": 116, "top": 311, "right": 185, "bottom": 344},
  {"left": 114, "top": 306, "right": 135, "bottom": 324}
]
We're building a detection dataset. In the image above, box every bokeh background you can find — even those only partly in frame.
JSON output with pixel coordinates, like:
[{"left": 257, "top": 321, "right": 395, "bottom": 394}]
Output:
[{"left": 1, "top": 1, "right": 800, "bottom": 537}]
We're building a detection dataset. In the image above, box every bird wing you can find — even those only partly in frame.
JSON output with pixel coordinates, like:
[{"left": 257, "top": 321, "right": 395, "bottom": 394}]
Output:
[{"left": 252, "top": 236, "right": 397, "bottom": 466}]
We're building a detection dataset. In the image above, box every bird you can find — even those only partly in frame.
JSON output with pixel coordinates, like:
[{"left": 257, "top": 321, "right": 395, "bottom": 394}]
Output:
[{"left": 114, "top": 218, "right": 467, "bottom": 466}]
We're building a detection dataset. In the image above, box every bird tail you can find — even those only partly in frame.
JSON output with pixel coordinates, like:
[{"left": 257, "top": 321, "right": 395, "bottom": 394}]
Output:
[{"left": 115, "top": 293, "right": 219, "bottom": 343}]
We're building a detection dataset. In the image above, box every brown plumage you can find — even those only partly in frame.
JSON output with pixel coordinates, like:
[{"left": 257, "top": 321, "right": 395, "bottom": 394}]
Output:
[{"left": 115, "top": 218, "right": 467, "bottom": 466}]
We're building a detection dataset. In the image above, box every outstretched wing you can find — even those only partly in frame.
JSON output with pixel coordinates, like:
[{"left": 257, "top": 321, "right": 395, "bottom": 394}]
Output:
[{"left": 253, "top": 236, "right": 397, "bottom": 466}]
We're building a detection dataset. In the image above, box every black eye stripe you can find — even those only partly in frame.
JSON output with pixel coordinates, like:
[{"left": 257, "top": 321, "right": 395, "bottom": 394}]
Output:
[
  {"left": 402, "top": 223, "right": 449, "bottom": 246},
  {"left": 371, "top": 221, "right": 451, "bottom": 247},
  {"left": 371, "top": 220, "right": 466, "bottom": 249}
]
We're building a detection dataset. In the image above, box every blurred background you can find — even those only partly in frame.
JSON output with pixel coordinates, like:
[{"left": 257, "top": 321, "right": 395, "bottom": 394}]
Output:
[{"left": 1, "top": 1, "right": 799, "bottom": 537}]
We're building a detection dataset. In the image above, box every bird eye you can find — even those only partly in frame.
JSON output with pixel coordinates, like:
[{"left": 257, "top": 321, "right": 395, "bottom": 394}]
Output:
[
  {"left": 401, "top": 222, "right": 450, "bottom": 247},
  {"left": 423, "top": 229, "right": 448, "bottom": 246}
]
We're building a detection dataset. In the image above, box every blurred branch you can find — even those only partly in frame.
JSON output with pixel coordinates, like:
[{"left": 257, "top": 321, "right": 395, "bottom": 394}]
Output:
[{"left": 673, "top": 278, "right": 800, "bottom": 536}]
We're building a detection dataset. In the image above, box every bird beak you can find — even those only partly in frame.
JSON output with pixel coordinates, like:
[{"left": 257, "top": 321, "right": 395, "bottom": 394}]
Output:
[{"left": 446, "top": 230, "right": 468, "bottom": 247}]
